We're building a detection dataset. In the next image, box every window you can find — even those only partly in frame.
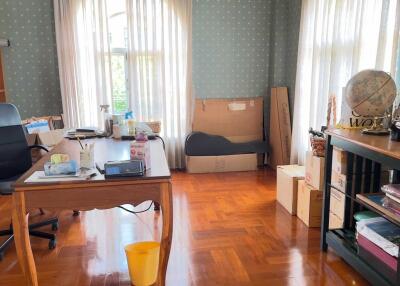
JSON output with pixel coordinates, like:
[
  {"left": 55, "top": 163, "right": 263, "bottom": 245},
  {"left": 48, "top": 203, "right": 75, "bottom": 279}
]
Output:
[
  {"left": 108, "top": 6, "right": 129, "bottom": 114},
  {"left": 107, "top": 1, "right": 162, "bottom": 117}
]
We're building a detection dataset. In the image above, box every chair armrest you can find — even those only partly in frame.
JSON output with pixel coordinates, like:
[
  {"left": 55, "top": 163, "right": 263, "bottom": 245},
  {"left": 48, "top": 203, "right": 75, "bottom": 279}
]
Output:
[{"left": 29, "top": 144, "right": 49, "bottom": 153}]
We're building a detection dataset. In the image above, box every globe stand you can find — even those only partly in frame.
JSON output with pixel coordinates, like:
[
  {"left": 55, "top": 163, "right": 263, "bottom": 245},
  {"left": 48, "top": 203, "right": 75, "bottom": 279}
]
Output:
[{"left": 361, "top": 115, "right": 390, "bottom": 135}]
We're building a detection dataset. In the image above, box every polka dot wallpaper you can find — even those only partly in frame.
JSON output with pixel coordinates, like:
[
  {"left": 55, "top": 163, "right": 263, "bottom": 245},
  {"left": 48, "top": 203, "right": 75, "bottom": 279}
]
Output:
[
  {"left": 0, "top": 0, "right": 302, "bottom": 120},
  {"left": 193, "top": 0, "right": 301, "bottom": 110},
  {"left": 0, "top": 0, "right": 62, "bottom": 119}
]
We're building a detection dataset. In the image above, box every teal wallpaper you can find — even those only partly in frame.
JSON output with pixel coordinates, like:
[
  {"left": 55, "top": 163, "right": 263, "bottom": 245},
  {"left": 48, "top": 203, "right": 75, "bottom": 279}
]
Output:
[
  {"left": 193, "top": 0, "right": 302, "bottom": 111},
  {"left": 0, "top": 0, "right": 302, "bottom": 120},
  {"left": 0, "top": 0, "right": 62, "bottom": 119}
]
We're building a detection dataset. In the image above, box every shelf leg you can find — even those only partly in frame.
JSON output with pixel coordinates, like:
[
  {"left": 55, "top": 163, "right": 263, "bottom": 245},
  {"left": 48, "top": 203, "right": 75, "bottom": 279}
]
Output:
[{"left": 321, "top": 135, "right": 333, "bottom": 251}]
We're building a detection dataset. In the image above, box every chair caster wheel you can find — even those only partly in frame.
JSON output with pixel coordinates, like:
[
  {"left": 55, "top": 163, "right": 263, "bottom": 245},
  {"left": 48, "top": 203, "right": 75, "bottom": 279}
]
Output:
[
  {"left": 49, "top": 239, "right": 57, "bottom": 250},
  {"left": 73, "top": 211, "right": 80, "bottom": 216},
  {"left": 52, "top": 222, "right": 59, "bottom": 231}
]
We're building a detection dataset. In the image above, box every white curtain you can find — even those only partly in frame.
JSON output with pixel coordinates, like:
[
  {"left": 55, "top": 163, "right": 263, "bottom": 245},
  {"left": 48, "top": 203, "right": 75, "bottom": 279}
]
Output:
[
  {"left": 291, "top": 0, "right": 400, "bottom": 164},
  {"left": 54, "top": 0, "right": 112, "bottom": 129},
  {"left": 54, "top": 0, "right": 192, "bottom": 169},
  {"left": 125, "top": 0, "right": 192, "bottom": 169}
]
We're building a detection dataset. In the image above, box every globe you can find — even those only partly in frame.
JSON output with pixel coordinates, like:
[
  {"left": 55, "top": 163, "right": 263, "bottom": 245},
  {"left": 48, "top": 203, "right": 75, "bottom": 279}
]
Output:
[{"left": 344, "top": 69, "right": 397, "bottom": 117}]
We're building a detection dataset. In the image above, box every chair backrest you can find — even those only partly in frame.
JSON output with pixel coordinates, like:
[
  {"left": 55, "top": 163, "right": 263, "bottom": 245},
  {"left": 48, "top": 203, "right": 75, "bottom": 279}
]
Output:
[{"left": 0, "top": 103, "right": 32, "bottom": 179}]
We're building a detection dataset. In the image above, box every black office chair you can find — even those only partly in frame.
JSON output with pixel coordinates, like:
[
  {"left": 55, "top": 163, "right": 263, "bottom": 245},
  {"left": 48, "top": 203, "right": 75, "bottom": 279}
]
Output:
[{"left": 0, "top": 103, "right": 58, "bottom": 260}]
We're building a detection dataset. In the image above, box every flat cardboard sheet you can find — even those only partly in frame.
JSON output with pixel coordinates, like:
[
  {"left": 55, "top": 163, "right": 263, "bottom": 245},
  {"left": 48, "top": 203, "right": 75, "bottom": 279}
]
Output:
[
  {"left": 192, "top": 97, "right": 263, "bottom": 143},
  {"left": 186, "top": 154, "right": 258, "bottom": 173},
  {"left": 268, "top": 87, "right": 291, "bottom": 169},
  {"left": 37, "top": 129, "right": 65, "bottom": 147}
]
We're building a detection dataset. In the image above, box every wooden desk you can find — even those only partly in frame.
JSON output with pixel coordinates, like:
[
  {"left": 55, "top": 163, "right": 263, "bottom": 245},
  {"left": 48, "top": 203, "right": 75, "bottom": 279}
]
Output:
[{"left": 12, "top": 138, "right": 172, "bottom": 286}]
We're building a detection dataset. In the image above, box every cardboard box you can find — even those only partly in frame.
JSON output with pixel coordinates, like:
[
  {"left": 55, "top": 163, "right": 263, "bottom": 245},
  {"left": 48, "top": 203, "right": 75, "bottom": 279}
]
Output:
[
  {"left": 329, "top": 211, "right": 344, "bottom": 229},
  {"left": 190, "top": 97, "right": 264, "bottom": 173},
  {"left": 192, "top": 97, "right": 263, "bottom": 143},
  {"left": 186, "top": 154, "right": 258, "bottom": 173},
  {"left": 331, "top": 170, "right": 346, "bottom": 192},
  {"left": 297, "top": 180, "right": 323, "bottom": 227},
  {"left": 268, "top": 87, "right": 291, "bottom": 169},
  {"left": 330, "top": 188, "right": 345, "bottom": 220},
  {"left": 305, "top": 151, "right": 325, "bottom": 190},
  {"left": 25, "top": 133, "right": 41, "bottom": 162},
  {"left": 26, "top": 133, "right": 38, "bottom": 146},
  {"left": 332, "top": 147, "right": 347, "bottom": 175},
  {"left": 332, "top": 147, "right": 390, "bottom": 176},
  {"left": 276, "top": 165, "right": 305, "bottom": 215},
  {"left": 331, "top": 169, "right": 390, "bottom": 194},
  {"left": 37, "top": 129, "right": 65, "bottom": 147}
]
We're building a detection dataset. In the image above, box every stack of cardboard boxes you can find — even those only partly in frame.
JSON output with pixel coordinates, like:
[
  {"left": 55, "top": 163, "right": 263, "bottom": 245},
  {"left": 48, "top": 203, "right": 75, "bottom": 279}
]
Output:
[
  {"left": 329, "top": 147, "right": 347, "bottom": 229},
  {"left": 296, "top": 151, "right": 325, "bottom": 227},
  {"left": 276, "top": 148, "right": 347, "bottom": 228},
  {"left": 328, "top": 147, "right": 390, "bottom": 229}
]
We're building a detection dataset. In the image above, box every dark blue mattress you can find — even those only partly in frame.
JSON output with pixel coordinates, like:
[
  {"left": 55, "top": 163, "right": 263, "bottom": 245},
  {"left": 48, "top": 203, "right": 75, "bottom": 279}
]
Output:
[{"left": 185, "top": 132, "right": 268, "bottom": 156}]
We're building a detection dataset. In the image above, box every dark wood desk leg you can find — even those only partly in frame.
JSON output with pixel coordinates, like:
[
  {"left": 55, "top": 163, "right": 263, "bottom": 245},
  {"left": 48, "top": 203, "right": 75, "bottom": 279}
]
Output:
[
  {"left": 157, "top": 182, "right": 173, "bottom": 286},
  {"left": 321, "top": 135, "right": 332, "bottom": 251},
  {"left": 12, "top": 192, "right": 38, "bottom": 286}
]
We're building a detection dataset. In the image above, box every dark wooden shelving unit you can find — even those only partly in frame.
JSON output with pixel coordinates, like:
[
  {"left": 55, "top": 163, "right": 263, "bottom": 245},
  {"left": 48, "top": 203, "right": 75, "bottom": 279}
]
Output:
[{"left": 321, "top": 129, "right": 400, "bottom": 286}]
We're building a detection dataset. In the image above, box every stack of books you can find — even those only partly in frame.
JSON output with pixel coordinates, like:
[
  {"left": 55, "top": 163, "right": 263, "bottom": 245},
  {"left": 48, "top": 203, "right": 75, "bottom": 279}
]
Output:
[
  {"left": 382, "top": 184, "right": 400, "bottom": 216},
  {"left": 356, "top": 214, "right": 400, "bottom": 283}
]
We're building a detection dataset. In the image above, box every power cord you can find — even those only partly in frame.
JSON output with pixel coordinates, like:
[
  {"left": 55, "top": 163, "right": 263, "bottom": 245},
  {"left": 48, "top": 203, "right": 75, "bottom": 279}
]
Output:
[
  {"left": 118, "top": 202, "right": 154, "bottom": 214},
  {"left": 117, "top": 135, "right": 164, "bottom": 214},
  {"left": 154, "top": 135, "right": 165, "bottom": 150}
]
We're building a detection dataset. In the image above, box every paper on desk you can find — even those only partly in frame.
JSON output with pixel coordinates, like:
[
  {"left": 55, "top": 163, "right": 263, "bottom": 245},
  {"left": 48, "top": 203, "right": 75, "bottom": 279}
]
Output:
[{"left": 25, "top": 169, "right": 104, "bottom": 183}]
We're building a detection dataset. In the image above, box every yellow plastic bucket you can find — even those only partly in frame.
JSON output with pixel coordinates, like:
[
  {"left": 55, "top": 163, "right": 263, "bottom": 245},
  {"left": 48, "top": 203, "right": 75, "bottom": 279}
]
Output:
[{"left": 125, "top": 241, "right": 160, "bottom": 286}]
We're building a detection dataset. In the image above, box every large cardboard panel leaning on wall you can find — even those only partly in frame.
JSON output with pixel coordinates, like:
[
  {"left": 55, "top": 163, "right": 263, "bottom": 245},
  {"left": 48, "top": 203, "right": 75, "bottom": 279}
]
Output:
[
  {"left": 269, "top": 87, "right": 291, "bottom": 169},
  {"left": 187, "top": 97, "right": 264, "bottom": 173},
  {"left": 192, "top": 97, "right": 263, "bottom": 142}
]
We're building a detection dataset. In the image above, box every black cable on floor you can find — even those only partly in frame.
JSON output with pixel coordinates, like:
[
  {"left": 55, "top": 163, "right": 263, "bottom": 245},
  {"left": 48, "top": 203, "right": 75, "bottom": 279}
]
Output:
[
  {"left": 118, "top": 135, "right": 163, "bottom": 214},
  {"left": 118, "top": 202, "right": 154, "bottom": 214}
]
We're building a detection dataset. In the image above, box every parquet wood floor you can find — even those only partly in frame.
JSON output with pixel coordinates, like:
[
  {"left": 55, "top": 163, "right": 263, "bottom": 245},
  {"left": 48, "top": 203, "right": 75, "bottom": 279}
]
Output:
[{"left": 0, "top": 169, "right": 369, "bottom": 286}]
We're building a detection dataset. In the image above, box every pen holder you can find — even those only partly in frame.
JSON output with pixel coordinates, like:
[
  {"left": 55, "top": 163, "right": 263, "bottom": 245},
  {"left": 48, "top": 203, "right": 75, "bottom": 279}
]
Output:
[{"left": 80, "top": 145, "right": 94, "bottom": 169}]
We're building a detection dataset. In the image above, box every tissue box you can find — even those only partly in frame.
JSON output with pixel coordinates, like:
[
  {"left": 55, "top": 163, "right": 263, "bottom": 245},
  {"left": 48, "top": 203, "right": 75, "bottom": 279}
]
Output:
[{"left": 130, "top": 141, "right": 151, "bottom": 169}]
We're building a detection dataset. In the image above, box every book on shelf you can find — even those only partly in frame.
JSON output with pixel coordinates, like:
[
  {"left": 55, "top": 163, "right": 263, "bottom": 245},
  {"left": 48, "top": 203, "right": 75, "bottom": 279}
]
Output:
[
  {"left": 356, "top": 193, "right": 400, "bottom": 224},
  {"left": 386, "top": 193, "right": 400, "bottom": 205},
  {"left": 382, "top": 184, "right": 400, "bottom": 199},
  {"left": 356, "top": 217, "right": 400, "bottom": 258},
  {"left": 358, "top": 234, "right": 398, "bottom": 284},
  {"left": 358, "top": 233, "right": 397, "bottom": 271},
  {"left": 383, "top": 195, "right": 400, "bottom": 216}
]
